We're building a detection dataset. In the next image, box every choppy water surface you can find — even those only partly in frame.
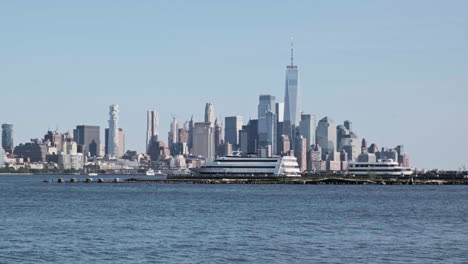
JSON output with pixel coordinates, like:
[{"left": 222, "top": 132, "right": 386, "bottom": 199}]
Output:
[{"left": 1, "top": 175, "right": 467, "bottom": 263}]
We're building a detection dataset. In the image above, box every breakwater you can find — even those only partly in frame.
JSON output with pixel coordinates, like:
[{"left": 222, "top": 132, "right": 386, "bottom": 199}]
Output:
[{"left": 45, "top": 176, "right": 468, "bottom": 185}]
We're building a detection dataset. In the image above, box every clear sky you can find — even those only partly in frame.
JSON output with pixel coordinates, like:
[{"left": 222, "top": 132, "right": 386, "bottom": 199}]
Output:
[{"left": 1, "top": 1, "right": 467, "bottom": 170}]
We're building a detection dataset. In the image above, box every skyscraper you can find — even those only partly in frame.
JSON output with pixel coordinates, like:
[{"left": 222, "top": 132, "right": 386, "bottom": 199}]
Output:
[
  {"left": 205, "top": 103, "right": 215, "bottom": 126},
  {"left": 44, "top": 131, "right": 63, "bottom": 152},
  {"left": 108, "top": 104, "right": 120, "bottom": 157},
  {"left": 224, "top": 116, "right": 243, "bottom": 148},
  {"left": 284, "top": 41, "right": 300, "bottom": 140},
  {"left": 73, "top": 125, "right": 100, "bottom": 157},
  {"left": 258, "top": 95, "right": 276, "bottom": 156},
  {"left": 299, "top": 113, "right": 316, "bottom": 151},
  {"left": 316, "top": 117, "right": 337, "bottom": 156},
  {"left": 246, "top": 119, "right": 258, "bottom": 154},
  {"left": 1, "top": 123, "right": 14, "bottom": 153},
  {"left": 192, "top": 122, "right": 215, "bottom": 159},
  {"left": 337, "top": 121, "right": 360, "bottom": 161},
  {"left": 168, "top": 118, "right": 178, "bottom": 148},
  {"left": 275, "top": 102, "right": 284, "bottom": 123},
  {"left": 105, "top": 128, "right": 125, "bottom": 157},
  {"left": 146, "top": 110, "right": 159, "bottom": 155}
]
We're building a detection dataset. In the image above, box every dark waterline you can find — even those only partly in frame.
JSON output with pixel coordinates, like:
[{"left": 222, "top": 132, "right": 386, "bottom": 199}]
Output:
[{"left": 1, "top": 175, "right": 467, "bottom": 263}]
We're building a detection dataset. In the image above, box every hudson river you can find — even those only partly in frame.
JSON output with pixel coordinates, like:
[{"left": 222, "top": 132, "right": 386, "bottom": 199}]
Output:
[{"left": 1, "top": 175, "right": 467, "bottom": 263}]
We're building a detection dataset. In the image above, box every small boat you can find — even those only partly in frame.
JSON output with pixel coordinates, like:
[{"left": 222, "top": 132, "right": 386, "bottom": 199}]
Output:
[
  {"left": 146, "top": 169, "right": 167, "bottom": 179},
  {"left": 88, "top": 173, "right": 98, "bottom": 176}
]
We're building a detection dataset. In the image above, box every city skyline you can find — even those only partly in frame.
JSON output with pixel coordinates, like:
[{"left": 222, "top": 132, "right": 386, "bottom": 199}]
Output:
[{"left": 1, "top": 1, "right": 467, "bottom": 169}]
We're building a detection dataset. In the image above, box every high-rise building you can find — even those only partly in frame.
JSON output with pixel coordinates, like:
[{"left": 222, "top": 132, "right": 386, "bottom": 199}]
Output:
[
  {"left": 224, "top": 116, "right": 243, "bottom": 148},
  {"left": 214, "top": 119, "right": 223, "bottom": 155},
  {"left": 309, "top": 144, "right": 325, "bottom": 172},
  {"left": 316, "top": 117, "right": 337, "bottom": 156},
  {"left": 239, "top": 125, "right": 249, "bottom": 154},
  {"left": 73, "top": 125, "right": 100, "bottom": 157},
  {"left": 295, "top": 135, "right": 307, "bottom": 172},
  {"left": 284, "top": 41, "right": 300, "bottom": 142},
  {"left": 247, "top": 119, "right": 258, "bottom": 154},
  {"left": 108, "top": 104, "right": 120, "bottom": 157},
  {"left": 14, "top": 140, "right": 48, "bottom": 163},
  {"left": 299, "top": 113, "right": 316, "bottom": 151},
  {"left": 205, "top": 103, "right": 215, "bottom": 126},
  {"left": 0, "top": 147, "right": 4, "bottom": 168},
  {"left": 258, "top": 95, "right": 276, "bottom": 156},
  {"left": 192, "top": 122, "right": 215, "bottom": 159},
  {"left": 168, "top": 118, "right": 178, "bottom": 148},
  {"left": 1, "top": 124, "right": 14, "bottom": 153},
  {"left": 337, "top": 121, "right": 360, "bottom": 161},
  {"left": 105, "top": 128, "right": 125, "bottom": 157},
  {"left": 44, "top": 131, "right": 63, "bottom": 152},
  {"left": 148, "top": 141, "right": 170, "bottom": 161},
  {"left": 275, "top": 102, "right": 284, "bottom": 123},
  {"left": 178, "top": 123, "right": 189, "bottom": 144},
  {"left": 146, "top": 110, "right": 159, "bottom": 155},
  {"left": 279, "top": 135, "right": 291, "bottom": 155},
  {"left": 188, "top": 116, "right": 194, "bottom": 151}
]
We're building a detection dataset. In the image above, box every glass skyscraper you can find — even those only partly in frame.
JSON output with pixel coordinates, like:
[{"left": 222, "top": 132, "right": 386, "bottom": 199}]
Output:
[
  {"left": 283, "top": 43, "right": 300, "bottom": 146},
  {"left": 258, "top": 95, "right": 276, "bottom": 156},
  {"left": 1, "top": 123, "right": 14, "bottom": 153}
]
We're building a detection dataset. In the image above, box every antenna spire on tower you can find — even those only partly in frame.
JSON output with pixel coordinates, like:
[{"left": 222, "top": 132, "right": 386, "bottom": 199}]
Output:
[{"left": 290, "top": 36, "right": 294, "bottom": 67}]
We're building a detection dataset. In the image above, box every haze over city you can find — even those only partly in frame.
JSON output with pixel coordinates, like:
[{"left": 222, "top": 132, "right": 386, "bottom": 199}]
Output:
[{"left": 1, "top": 1, "right": 467, "bottom": 169}]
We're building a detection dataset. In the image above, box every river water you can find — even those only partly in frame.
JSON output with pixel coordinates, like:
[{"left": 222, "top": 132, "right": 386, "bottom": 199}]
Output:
[{"left": 1, "top": 175, "right": 467, "bottom": 263}]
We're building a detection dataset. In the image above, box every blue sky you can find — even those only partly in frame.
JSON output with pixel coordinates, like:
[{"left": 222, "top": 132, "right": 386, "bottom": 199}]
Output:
[{"left": 1, "top": 0, "right": 467, "bottom": 169}]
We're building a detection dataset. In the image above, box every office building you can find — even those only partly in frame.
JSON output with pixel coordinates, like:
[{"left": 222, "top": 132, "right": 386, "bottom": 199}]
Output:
[
  {"left": 73, "top": 125, "right": 100, "bottom": 157},
  {"left": 44, "top": 131, "right": 63, "bottom": 152},
  {"left": 316, "top": 117, "right": 337, "bottom": 156},
  {"left": 105, "top": 128, "right": 125, "bottom": 157},
  {"left": 192, "top": 122, "right": 215, "bottom": 159},
  {"left": 2, "top": 123, "right": 14, "bottom": 153},
  {"left": 205, "top": 103, "right": 215, "bottom": 126},
  {"left": 146, "top": 110, "right": 159, "bottom": 154},
  {"left": 275, "top": 102, "right": 284, "bottom": 123},
  {"left": 337, "top": 121, "right": 360, "bottom": 161},
  {"left": 247, "top": 119, "right": 258, "bottom": 154},
  {"left": 107, "top": 104, "right": 120, "bottom": 157},
  {"left": 0, "top": 147, "right": 4, "bottom": 168},
  {"left": 258, "top": 95, "right": 276, "bottom": 156},
  {"left": 13, "top": 140, "right": 48, "bottom": 163},
  {"left": 295, "top": 135, "right": 307, "bottom": 172},
  {"left": 58, "top": 153, "right": 84, "bottom": 170},
  {"left": 168, "top": 118, "right": 178, "bottom": 148},
  {"left": 283, "top": 42, "right": 300, "bottom": 142},
  {"left": 224, "top": 116, "right": 243, "bottom": 148},
  {"left": 239, "top": 126, "right": 249, "bottom": 154},
  {"left": 299, "top": 113, "right": 316, "bottom": 151}
]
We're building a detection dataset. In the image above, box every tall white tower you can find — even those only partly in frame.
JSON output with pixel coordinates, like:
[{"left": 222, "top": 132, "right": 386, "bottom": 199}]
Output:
[
  {"left": 108, "top": 104, "right": 120, "bottom": 157},
  {"left": 146, "top": 110, "right": 159, "bottom": 154}
]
